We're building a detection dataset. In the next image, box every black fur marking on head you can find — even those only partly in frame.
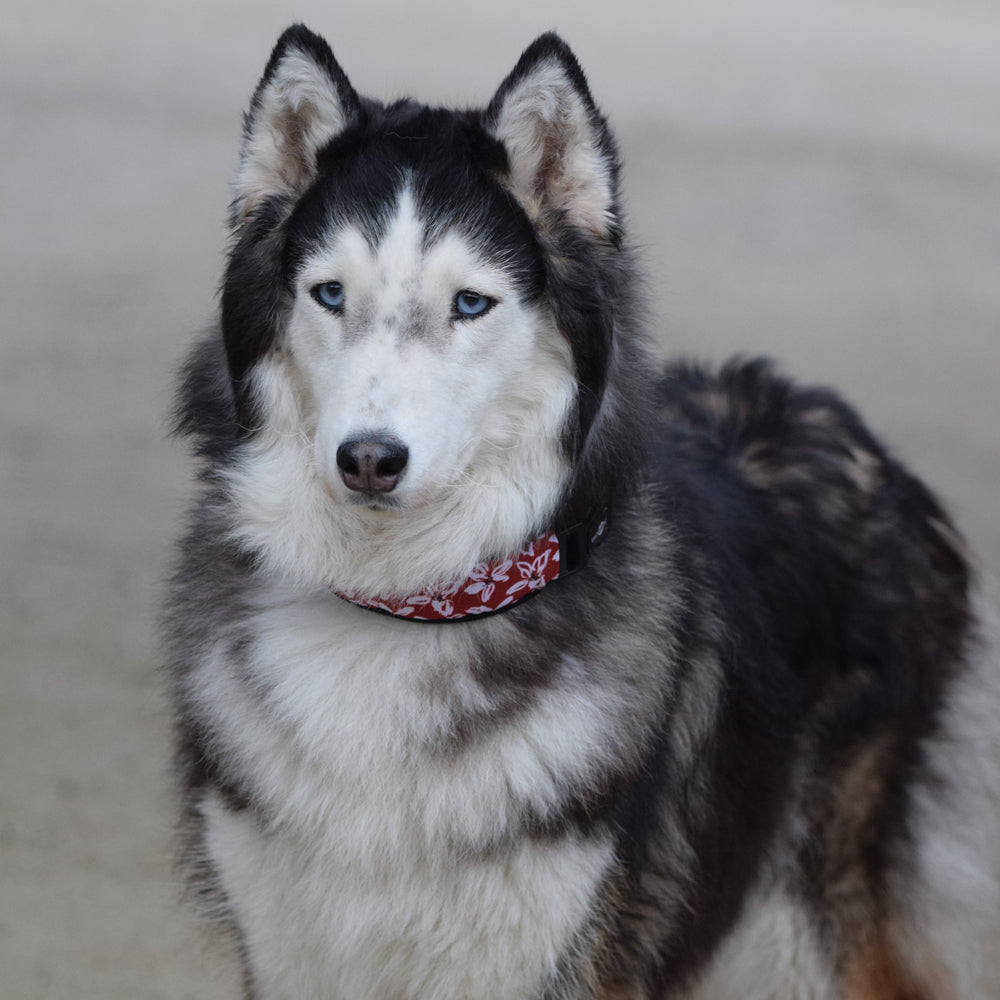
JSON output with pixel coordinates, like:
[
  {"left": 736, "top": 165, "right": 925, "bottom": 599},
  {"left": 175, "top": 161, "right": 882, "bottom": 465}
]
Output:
[{"left": 283, "top": 102, "right": 544, "bottom": 296}]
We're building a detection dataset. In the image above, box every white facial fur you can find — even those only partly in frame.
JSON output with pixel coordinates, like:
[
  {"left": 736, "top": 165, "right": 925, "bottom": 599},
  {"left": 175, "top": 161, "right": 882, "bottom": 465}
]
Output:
[{"left": 223, "top": 185, "right": 577, "bottom": 598}]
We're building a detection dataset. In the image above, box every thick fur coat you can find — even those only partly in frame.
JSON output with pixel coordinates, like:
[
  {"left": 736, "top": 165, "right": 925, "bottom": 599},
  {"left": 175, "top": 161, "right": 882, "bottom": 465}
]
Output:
[{"left": 165, "top": 25, "right": 1000, "bottom": 999}]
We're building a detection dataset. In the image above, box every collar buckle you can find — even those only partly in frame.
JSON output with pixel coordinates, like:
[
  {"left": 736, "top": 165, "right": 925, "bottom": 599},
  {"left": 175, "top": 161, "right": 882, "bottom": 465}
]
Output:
[{"left": 557, "top": 503, "right": 611, "bottom": 577}]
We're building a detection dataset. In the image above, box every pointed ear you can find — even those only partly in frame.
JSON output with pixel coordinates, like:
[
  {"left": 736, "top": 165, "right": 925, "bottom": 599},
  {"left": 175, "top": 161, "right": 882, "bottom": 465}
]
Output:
[
  {"left": 231, "top": 25, "right": 361, "bottom": 226},
  {"left": 484, "top": 34, "right": 619, "bottom": 241}
]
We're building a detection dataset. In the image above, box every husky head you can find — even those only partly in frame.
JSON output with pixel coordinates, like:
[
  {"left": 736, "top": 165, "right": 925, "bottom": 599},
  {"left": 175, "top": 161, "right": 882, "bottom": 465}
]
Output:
[{"left": 185, "top": 25, "right": 648, "bottom": 596}]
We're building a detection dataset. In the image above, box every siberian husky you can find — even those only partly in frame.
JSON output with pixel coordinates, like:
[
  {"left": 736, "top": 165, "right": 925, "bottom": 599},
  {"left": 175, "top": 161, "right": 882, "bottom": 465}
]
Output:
[{"left": 165, "top": 24, "right": 1000, "bottom": 999}]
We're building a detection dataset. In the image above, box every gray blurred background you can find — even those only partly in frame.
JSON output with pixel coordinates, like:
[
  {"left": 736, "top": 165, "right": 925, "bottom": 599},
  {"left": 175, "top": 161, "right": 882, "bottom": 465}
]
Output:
[{"left": 1, "top": 1, "right": 997, "bottom": 996}]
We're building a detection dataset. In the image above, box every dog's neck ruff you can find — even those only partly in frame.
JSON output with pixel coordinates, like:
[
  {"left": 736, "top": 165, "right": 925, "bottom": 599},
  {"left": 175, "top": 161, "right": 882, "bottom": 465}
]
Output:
[{"left": 333, "top": 506, "right": 610, "bottom": 623}]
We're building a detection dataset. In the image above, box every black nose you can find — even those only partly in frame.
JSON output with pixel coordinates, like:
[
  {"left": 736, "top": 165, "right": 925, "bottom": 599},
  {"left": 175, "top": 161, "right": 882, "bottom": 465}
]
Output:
[{"left": 336, "top": 436, "right": 409, "bottom": 495}]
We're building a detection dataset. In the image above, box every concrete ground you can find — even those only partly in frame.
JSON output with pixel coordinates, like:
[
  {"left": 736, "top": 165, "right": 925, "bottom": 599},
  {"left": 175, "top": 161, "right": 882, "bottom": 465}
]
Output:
[{"left": 1, "top": 1, "right": 997, "bottom": 996}]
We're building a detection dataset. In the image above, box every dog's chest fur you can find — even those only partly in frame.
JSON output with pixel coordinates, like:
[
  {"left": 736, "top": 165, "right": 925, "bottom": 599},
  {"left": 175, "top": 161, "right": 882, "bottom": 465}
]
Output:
[{"left": 194, "top": 592, "right": 616, "bottom": 998}]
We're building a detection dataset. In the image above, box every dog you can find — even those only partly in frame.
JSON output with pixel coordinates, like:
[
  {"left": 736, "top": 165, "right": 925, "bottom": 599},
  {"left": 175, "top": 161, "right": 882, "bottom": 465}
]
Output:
[{"left": 165, "top": 24, "right": 1000, "bottom": 999}]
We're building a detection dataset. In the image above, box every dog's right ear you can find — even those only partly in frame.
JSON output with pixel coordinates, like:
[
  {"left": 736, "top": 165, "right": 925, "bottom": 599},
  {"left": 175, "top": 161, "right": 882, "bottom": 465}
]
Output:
[{"left": 231, "top": 25, "right": 360, "bottom": 226}]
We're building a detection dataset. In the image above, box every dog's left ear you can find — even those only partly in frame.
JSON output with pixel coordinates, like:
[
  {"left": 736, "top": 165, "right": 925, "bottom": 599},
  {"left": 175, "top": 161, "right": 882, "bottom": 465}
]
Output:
[
  {"left": 485, "top": 34, "right": 619, "bottom": 241},
  {"left": 231, "top": 24, "right": 361, "bottom": 226}
]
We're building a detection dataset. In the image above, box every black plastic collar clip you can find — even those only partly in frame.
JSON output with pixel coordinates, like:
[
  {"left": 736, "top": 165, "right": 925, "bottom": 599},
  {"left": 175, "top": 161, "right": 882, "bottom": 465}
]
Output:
[{"left": 557, "top": 503, "right": 611, "bottom": 578}]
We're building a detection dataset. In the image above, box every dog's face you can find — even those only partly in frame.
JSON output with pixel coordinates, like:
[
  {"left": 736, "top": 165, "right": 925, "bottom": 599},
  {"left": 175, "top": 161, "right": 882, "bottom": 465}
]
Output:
[
  {"left": 219, "top": 27, "right": 622, "bottom": 594},
  {"left": 285, "top": 185, "right": 571, "bottom": 515}
]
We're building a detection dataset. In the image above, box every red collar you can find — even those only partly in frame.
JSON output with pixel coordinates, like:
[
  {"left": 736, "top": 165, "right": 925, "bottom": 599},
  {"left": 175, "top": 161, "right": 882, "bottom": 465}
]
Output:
[{"left": 333, "top": 505, "right": 609, "bottom": 623}]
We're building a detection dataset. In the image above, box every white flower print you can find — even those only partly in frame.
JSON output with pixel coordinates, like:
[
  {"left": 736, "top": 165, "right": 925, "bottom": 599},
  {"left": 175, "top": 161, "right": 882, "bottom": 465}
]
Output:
[
  {"left": 464, "top": 558, "right": 514, "bottom": 604},
  {"left": 405, "top": 582, "right": 462, "bottom": 619},
  {"left": 506, "top": 546, "right": 553, "bottom": 596}
]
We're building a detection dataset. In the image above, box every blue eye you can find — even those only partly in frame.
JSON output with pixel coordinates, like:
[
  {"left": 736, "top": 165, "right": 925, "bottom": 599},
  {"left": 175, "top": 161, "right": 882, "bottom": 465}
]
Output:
[
  {"left": 455, "top": 291, "right": 493, "bottom": 319},
  {"left": 311, "top": 281, "right": 345, "bottom": 312}
]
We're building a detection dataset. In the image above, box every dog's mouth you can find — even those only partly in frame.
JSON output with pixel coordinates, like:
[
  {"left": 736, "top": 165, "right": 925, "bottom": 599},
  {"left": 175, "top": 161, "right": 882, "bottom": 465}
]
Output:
[{"left": 345, "top": 492, "right": 403, "bottom": 513}]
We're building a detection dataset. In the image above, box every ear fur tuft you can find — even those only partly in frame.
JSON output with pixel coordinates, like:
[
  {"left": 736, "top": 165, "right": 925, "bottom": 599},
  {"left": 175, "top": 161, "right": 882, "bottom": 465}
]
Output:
[
  {"left": 485, "top": 33, "right": 620, "bottom": 240},
  {"left": 231, "top": 24, "right": 360, "bottom": 226}
]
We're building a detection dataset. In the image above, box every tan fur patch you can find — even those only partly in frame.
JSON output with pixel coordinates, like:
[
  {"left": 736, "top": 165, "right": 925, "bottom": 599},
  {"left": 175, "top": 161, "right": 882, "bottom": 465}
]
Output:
[
  {"left": 822, "top": 740, "right": 943, "bottom": 1000},
  {"left": 595, "top": 987, "right": 643, "bottom": 1000},
  {"left": 844, "top": 930, "right": 931, "bottom": 1000},
  {"left": 813, "top": 732, "right": 895, "bottom": 921}
]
